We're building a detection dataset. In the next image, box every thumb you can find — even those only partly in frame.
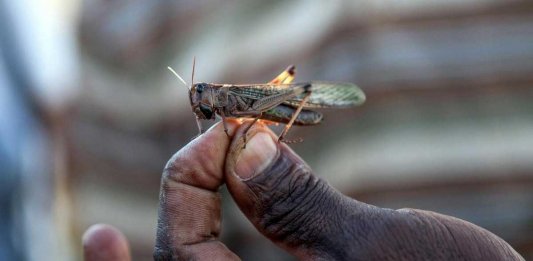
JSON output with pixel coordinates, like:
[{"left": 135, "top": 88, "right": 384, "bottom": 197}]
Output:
[{"left": 225, "top": 122, "right": 355, "bottom": 260}]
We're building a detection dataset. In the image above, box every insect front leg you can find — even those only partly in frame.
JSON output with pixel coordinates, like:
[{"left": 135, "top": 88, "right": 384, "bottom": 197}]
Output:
[
  {"left": 278, "top": 91, "right": 312, "bottom": 143},
  {"left": 195, "top": 117, "right": 204, "bottom": 135},
  {"left": 218, "top": 110, "right": 230, "bottom": 137}
]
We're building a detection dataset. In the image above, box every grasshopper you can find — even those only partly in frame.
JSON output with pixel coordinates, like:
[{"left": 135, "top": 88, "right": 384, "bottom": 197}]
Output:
[{"left": 169, "top": 58, "right": 365, "bottom": 143}]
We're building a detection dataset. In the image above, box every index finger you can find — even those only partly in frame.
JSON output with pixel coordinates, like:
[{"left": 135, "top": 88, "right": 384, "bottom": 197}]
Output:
[{"left": 154, "top": 120, "right": 241, "bottom": 260}]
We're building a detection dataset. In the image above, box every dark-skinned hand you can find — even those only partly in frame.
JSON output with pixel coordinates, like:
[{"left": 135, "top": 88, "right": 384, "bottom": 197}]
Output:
[{"left": 83, "top": 120, "right": 524, "bottom": 261}]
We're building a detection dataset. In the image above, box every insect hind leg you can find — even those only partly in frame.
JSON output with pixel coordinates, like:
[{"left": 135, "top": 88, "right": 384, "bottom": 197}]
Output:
[
  {"left": 270, "top": 65, "right": 296, "bottom": 84},
  {"left": 278, "top": 86, "right": 312, "bottom": 143},
  {"left": 282, "top": 137, "right": 304, "bottom": 144}
]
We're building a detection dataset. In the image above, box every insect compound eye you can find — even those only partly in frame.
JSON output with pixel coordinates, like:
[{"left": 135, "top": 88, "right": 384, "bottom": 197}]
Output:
[
  {"left": 199, "top": 103, "right": 213, "bottom": 119},
  {"left": 196, "top": 83, "right": 206, "bottom": 93}
]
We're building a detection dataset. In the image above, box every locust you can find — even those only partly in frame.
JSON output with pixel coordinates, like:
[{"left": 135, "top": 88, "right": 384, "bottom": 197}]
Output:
[{"left": 168, "top": 58, "right": 365, "bottom": 143}]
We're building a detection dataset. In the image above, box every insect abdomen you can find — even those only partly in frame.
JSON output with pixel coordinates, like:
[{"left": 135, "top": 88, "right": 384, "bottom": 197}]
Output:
[{"left": 262, "top": 104, "right": 322, "bottom": 125}]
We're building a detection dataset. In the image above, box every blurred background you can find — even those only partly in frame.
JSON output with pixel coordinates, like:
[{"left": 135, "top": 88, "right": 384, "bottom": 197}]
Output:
[{"left": 1, "top": 0, "right": 532, "bottom": 260}]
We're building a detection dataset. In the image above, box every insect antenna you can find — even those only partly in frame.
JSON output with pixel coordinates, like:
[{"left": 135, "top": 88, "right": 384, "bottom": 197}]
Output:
[
  {"left": 191, "top": 56, "right": 196, "bottom": 89},
  {"left": 167, "top": 66, "right": 189, "bottom": 90}
]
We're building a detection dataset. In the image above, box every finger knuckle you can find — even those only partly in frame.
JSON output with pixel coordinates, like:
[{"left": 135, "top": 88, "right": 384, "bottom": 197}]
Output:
[{"left": 161, "top": 153, "right": 188, "bottom": 186}]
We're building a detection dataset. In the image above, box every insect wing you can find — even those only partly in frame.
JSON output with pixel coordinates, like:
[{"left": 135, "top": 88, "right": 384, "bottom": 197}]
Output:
[
  {"left": 227, "top": 83, "right": 302, "bottom": 99},
  {"left": 228, "top": 82, "right": 365, "bottom": 108},
  {"left": 286, "top": 81, "right": 366, "bottom": 108}
]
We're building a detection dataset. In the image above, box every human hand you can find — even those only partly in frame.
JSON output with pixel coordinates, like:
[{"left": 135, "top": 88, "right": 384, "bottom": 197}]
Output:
[{"left": 83, "top": 120, "right": 524, "bottom": 260}]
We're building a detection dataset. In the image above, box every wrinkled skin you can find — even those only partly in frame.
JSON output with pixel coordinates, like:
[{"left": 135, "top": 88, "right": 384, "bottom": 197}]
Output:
[{"left": 83, "top": 120, "right": 524, "bottom": 261}]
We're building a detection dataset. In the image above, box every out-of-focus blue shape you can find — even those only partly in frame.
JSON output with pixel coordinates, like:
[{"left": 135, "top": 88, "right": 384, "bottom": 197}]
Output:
[
  {"left": 0, "top": 12, "right": 34, "bottom": 260},
  {"left": 0, "top": 0, "right": 80, "bottom": 260}
]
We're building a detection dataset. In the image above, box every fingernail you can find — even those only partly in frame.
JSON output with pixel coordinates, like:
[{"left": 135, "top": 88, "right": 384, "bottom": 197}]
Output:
[{"left": 235, "top": 133, "right": 277, "bottom": 179}]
